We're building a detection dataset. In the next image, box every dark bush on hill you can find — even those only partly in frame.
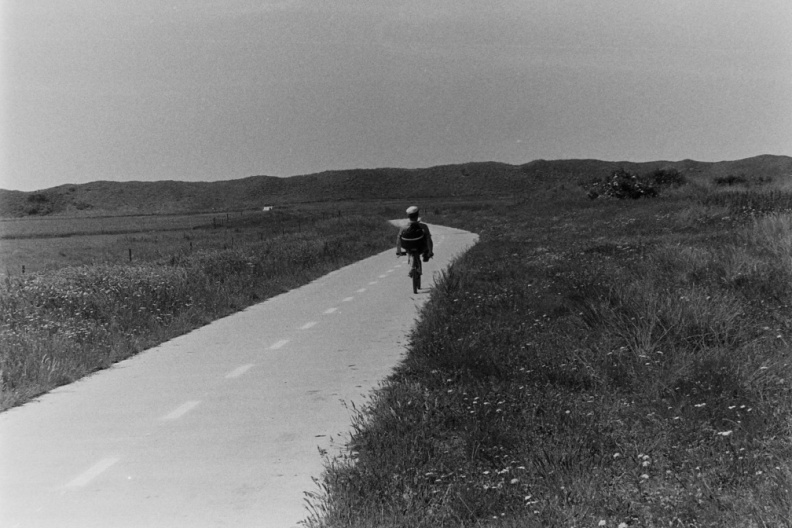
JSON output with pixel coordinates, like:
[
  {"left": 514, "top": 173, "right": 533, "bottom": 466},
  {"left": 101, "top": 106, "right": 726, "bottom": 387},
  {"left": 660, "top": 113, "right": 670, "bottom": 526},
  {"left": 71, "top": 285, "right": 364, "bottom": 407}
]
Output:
[
  {"left": 714, "top": 174, "right": 748, "bottom": 186},
  {"left": 713, "top": 173, "right": 773, "bottom": 186},
  {"left": 27, "top": 193, "right": 49, "bottom": 204},
  {"left": 649, "top": 168, "right": 686, "bottom": 187},
  {"left": 587, "top": 169, "right": 658, "bottom": 200}
]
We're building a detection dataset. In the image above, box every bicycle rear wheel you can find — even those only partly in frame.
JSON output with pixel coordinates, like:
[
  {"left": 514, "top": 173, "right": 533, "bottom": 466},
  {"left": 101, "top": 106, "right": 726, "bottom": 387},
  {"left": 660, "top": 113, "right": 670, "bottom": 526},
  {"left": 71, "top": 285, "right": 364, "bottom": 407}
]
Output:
[{"left": 411, "top": 253, "right": 422, "bottom": 293}]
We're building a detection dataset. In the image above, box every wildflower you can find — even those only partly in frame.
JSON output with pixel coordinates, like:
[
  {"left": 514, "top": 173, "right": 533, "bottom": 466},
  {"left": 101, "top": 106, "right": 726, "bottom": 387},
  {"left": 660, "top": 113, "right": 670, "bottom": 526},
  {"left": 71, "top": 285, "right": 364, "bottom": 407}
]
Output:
[
  {"left": 599, "top": 521, "right": 607, "bottom": 527},
  {"left": 717, "top": 430, "right": 733, "bottom": 437}
]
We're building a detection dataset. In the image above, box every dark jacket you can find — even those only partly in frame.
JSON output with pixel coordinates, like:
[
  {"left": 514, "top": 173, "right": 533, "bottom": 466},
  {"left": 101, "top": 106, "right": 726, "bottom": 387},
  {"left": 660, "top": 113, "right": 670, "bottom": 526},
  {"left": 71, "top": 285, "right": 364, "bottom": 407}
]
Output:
[{"left": 396, "top": 221, "right": 433, "bottom": 254}]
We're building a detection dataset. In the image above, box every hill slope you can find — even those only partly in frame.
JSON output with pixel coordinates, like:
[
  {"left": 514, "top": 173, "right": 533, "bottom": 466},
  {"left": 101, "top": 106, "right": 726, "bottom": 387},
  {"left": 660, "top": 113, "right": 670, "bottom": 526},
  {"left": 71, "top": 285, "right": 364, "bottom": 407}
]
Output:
[{"left": 2, "top": 155, "right": 790, "bottom": 217}]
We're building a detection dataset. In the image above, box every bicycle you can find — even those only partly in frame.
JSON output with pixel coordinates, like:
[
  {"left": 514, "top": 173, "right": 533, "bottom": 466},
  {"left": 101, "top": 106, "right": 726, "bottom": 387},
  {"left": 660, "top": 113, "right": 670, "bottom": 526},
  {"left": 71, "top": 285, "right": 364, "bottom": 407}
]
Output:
[{"left": 397, "top": 251, "right": 431, "bottom": 294}]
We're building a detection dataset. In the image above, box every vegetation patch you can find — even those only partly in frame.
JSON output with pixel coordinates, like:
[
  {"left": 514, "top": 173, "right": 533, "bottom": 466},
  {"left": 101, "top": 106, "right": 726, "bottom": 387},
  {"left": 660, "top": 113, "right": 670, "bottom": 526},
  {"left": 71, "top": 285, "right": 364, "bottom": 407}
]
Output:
[
  {"left": 713, "top": 174, "right": 773, "bottom": 187},
  {"left": 0, "top": 214, "right": 394, "bottom": 410},
  {"left": 307, "top": 186, "right": 792, "bottom": 527},
  {"left": 586, "top": 168, "right": 685, "bottom": 200}
]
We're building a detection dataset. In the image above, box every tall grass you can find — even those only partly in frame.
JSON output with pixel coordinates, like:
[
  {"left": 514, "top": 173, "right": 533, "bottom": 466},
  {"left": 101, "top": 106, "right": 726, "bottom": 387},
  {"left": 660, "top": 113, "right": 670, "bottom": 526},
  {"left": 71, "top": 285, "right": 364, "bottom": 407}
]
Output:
[
  {"left": 307, "top": 199, "right": 792, "bottom": 527},
  {"left": 0, "top": 215, "right": 394, "bottom": 410}
]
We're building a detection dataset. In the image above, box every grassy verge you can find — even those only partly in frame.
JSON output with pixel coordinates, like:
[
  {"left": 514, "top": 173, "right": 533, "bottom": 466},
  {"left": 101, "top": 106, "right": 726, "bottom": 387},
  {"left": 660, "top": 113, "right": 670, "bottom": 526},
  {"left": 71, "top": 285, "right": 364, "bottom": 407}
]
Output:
[
  {"left": 0, "top": 214, "right": 394, "bottom": 410},
  {"left": 307, "top": 189, "right": 792, "bottom": 526}
]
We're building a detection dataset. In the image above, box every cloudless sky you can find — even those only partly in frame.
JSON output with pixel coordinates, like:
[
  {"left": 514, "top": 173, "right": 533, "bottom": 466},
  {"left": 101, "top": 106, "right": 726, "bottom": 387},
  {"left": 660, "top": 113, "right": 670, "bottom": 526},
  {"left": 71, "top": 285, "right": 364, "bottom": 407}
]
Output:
[{"left": 1, "top": 0, "right": 790, "bottom": 191}]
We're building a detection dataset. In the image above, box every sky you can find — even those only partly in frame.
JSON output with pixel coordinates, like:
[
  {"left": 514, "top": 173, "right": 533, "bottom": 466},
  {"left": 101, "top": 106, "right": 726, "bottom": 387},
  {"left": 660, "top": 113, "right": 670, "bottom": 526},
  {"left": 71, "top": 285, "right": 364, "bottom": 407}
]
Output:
[{"left": 1, "top": 1, "right": 790, "bottom": 192}]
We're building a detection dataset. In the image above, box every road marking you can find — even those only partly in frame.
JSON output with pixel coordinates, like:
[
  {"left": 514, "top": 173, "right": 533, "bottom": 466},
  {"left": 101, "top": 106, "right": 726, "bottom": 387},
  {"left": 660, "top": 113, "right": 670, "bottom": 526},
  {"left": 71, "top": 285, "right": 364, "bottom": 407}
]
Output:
[
  {"left": 378, "top": 274, "right": 387, "bottom": 278},
  {"left": 342, "top": 296, "right": 354, "bottom": 302},
  {"left": 386, "top": 269, "right": 395, "bottom": 273},
  {"left": 356, "top": 288, "right": 366, "bottom": 293},
  {"left": 368, "top": 281, "right": 378, "bottom": 285},
  {"left": 270, "top": 339, "right": 290, "bottom": 350},
  {"left": 225, "top": 364, "right": 254, "bottom": 379},
  {"left": 300, "top": 321, "right": 317, "bottom": 330},
  {"left": 66, "top": 457, "right": 120, "bottom": 488},
  {"left": 324, "top": 307, "right": 338, "bottom": 314},
  {"left": 161, "top": 400, "right": 201, "bottom": 421}
]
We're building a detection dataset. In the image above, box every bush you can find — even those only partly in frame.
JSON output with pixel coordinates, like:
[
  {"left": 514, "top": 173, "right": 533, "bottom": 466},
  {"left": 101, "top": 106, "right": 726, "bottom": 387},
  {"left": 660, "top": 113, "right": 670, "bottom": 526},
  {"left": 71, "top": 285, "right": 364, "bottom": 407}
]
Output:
[
  {"left": 713, "top": 174, "right": 773, "bottom": 187},
  {"left": 588, "top": 169, "right": 657, "bottom": 200},
  {"left": 649, "top": 168, "right": 686, "bottom": 187}
]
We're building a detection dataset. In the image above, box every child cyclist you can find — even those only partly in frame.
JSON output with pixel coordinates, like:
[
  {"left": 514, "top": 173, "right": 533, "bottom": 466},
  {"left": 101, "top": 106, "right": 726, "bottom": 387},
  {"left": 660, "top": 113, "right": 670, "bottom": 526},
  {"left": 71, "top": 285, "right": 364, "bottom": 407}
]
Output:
[{"left": 396, "top": 205, "right": 434, "bottom": 262}]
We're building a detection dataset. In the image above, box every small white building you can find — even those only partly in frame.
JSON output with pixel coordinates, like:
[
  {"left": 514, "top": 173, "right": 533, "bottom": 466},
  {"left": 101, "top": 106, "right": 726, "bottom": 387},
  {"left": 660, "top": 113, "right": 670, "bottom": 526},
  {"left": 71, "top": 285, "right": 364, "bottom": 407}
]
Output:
[{"left": 262, "top": 206, "right": 273, "bottom": 212}]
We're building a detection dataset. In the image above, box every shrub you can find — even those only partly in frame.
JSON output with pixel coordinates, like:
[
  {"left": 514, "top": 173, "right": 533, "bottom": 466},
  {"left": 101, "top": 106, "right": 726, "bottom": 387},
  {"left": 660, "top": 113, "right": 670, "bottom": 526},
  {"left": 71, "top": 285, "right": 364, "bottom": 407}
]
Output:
[
  {"left": 588, "top": 169, "right": 657, "bottom": 200},
  {"left": 649, "top": 168, "right": 686, "bottom": 187},
  {"left": 713, "top": 174, "right": 773, "bottom": 187}
]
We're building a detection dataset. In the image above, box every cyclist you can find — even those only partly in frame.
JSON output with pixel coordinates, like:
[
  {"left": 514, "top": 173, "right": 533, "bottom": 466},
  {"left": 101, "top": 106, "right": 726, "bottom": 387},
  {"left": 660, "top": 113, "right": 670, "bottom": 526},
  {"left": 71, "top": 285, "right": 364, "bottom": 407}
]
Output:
[{"left": 396, "top": 205, "right": 433, "bottom": 262}]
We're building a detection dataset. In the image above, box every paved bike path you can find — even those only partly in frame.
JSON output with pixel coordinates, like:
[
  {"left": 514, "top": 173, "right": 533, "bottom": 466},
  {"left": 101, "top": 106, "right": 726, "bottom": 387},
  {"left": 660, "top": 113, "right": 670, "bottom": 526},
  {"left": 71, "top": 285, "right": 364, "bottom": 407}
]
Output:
[{"left": 0, "top": 222, "right": 478, "bottom": 528}]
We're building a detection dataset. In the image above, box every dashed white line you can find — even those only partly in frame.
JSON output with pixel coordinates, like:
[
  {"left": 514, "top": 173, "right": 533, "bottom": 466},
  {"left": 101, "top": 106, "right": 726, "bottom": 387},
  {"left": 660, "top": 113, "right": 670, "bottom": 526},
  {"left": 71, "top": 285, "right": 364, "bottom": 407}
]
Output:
[
  {"left": 378, "top": 274, "right": 387, "bottom": 278},
  {"left": 300, "top": 321, "right": 317, "bottom": 330},
  {"left": 368, "top": 281, "right": 378, "bottom": 285},
  {"left": 225, "top": 364, "right": 254, "bottom": 379},
  {"left": 324, "top": 307, "right": 338, "bottom": 314},
  {"left": 342, "top": 297, "right": 354, "bottom": 302},
  {"left": 161, "top": 400, "right": 201, "bottom": 421},
  {"left": 270, "top": 339, "right": 290, "bottom": 350},
  {"left": 356, "top": 288, "right": 366, "bottom": 293},
  {"left": 66, "top": 457, "right": 120, "bottom": 488}
]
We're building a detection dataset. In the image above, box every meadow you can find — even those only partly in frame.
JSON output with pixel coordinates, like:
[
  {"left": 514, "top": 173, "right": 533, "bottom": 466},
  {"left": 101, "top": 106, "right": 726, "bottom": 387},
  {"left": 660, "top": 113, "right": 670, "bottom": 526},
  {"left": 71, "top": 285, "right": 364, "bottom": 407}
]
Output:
[
  {"left": 3, "top": 170, "right": 792, "bottom": 526},
  {"left": 0, "top": 205, "right": 384, "bottom": 275},
  {"left": 306, "top": 178, "right": 792, "bottom": 527},
  {"left": 0, "top": 206, "right": 396, "bottom": 410}
]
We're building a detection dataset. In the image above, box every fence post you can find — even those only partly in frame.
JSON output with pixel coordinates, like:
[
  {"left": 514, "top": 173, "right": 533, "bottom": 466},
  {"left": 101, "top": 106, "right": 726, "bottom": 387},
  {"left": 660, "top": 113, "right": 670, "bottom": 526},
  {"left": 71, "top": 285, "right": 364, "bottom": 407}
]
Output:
[
  {"left": 128, "top": 249, "right": 132, "bottom": 262},
  {"left": 22, "top": 265, "right": 25, "bottom": 274}
]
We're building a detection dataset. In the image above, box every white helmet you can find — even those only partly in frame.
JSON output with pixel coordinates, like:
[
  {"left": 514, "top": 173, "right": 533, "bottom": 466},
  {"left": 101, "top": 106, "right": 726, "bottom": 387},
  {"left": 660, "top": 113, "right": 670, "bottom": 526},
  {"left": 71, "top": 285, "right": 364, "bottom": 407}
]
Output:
[{"left": 406, "top": 205, "right": 419, "bottom": 215}]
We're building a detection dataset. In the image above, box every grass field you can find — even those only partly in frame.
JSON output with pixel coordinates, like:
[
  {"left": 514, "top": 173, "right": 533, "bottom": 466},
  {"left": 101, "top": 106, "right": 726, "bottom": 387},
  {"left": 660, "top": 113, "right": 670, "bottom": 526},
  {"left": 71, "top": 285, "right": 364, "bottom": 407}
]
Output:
[
  {"left": 3, "top": 169, "right": 792, "bottom": 526},
  {"left": 0, "top": 207, "right": 396, "bottom": 410},
  {"left": 306, "top": 181, "right": 792, "bottom": 527},
  {"left": 0, "top": 205, "right": 384, "bottom": 274}
]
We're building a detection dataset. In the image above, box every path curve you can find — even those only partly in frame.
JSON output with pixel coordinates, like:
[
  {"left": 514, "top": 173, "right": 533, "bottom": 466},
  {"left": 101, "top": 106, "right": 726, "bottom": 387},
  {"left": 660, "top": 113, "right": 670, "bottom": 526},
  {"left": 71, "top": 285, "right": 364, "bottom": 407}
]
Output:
[{"left": 0, "top": 222, "right": 478, "bottom": 528}]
